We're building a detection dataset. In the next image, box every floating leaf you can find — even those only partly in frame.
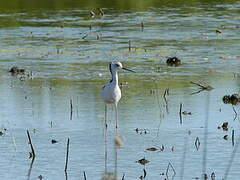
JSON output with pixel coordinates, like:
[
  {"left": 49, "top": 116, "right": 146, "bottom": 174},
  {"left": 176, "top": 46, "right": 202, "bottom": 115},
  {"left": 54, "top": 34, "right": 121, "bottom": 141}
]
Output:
[
  {"left": 137, "top": 158, "right": 150, "bottom": 165},
  {"left": 146, "top": 147, "right": 158, "bottom": 151}
]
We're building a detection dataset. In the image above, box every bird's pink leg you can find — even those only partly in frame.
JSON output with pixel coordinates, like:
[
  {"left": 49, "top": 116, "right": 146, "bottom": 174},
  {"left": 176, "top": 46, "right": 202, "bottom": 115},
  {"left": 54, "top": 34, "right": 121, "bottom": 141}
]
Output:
[
  {"left": 114, "top": 103, "right": 119, "bottom": 135},
  {"left": 104, "top": 104, "right": 107, "bottom": 173}
]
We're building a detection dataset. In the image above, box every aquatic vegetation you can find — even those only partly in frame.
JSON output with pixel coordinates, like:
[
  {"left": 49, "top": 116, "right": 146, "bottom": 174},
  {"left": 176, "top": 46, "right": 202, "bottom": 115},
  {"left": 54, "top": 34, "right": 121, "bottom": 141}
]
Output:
[
  {"left": 166, "top": 57, "right": 181, "bottom": 66},
  {"left": 223, "top": 94, "right": 240, "bottom": 105}
]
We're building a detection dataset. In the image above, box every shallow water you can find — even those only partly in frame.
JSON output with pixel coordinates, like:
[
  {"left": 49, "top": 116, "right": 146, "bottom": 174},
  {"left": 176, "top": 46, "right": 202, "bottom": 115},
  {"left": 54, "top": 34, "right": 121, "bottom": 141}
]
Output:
[{"left": 0, "top": 1, "right": 240, "bottom": 180}]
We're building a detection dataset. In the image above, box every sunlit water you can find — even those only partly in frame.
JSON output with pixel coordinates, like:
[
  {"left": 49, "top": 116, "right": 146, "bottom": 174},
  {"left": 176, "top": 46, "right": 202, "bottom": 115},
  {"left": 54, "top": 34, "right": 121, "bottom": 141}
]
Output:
[{"left": 0, "top": 1, "right": 240, "bottom": 180}]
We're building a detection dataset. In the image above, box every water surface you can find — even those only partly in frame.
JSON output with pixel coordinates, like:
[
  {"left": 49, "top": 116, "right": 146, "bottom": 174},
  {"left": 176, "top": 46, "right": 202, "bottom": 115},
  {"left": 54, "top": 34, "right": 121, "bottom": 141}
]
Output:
[{"left": 0, "top": 1, "right": 240, "bottom": 179}]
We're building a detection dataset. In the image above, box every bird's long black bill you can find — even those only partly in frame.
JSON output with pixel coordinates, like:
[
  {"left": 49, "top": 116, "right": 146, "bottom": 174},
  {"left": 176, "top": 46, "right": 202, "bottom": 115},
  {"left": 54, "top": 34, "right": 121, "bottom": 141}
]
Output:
[{"left": 122, "top": 67, "right": 136, "bottom": 73}]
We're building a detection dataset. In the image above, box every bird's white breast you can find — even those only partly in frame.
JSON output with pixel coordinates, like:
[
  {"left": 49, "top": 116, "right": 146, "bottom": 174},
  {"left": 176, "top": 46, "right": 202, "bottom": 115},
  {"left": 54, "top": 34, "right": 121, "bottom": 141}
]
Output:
[{"left": 102, "top": 83, "right": 121, "bottom": 104}]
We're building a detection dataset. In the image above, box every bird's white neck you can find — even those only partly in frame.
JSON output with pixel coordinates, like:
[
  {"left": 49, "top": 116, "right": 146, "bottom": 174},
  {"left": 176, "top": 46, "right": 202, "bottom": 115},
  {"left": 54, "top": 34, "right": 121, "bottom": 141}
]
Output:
[{"left": 111, "top": 71, "right": 119, "bottom": 85}]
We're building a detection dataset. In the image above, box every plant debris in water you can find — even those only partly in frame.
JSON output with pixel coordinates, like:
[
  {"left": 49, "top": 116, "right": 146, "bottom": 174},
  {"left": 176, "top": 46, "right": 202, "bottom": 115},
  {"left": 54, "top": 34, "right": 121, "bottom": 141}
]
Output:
[
  {"left": 190, "top": 81, "right": 213, "bottom": 94},
  {"left": 146, "top": 147, "right": 158, "bottom": 151},
  {"left": 9, "top": 66, "right": 32, "bottom": 81},
  {"left": 166, "top": 57, "right": 181, "bottom": 66},
  {"left": 89, "top": 8, "right": 104, "bottom": 18},
  {"left": 137, "top": 158, "right": 150, "bottom": 165},
  {"left": 9, "top": 66, "right": 25, "bottom": 75},
  {"left": 182, "top": 111, "right": 192, "bottom": 115},
  {"left": 222, "top": 94, "right": 240, "bottom": 105},
  {"left": 222, "top": 122, "right": 228, "bottom": 131},
  {"left": 135, "top": 128, "right": 149, "bottom": 134}
]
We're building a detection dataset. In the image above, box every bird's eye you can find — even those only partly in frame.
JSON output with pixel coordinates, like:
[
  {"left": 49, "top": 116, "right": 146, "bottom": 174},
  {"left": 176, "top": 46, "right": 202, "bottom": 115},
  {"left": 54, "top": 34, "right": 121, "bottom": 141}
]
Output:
[{"left": 115, "top": 64, "right": 120, "bottom": 67}]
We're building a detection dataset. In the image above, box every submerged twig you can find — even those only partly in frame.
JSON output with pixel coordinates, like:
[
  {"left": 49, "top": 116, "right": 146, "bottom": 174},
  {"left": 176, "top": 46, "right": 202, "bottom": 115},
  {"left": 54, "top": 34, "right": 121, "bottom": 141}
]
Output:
[
  {"left": 163, "top": 88, "right": 169, "bottom": 114},
  {"left": 70, "top": 99, "right": 73, "bottom": 120},
  {"left": 128, "top": 40, "right": 131, "bottom": 52},
  {"left": 155, "top": 86, "right": 164, "bottom": 137},
  {"left": 64, "top": 138, "right": 70, "bottom": 172},
  {"left": 27, "top": 130, "right": 35, "bottom": 159},
  {"left": 83, "top": 171, "right": 87, "bottom": 180},
  {"left": 10, "top": 130, "right": 17, "bottom": 151},
  {"left": 97, "top": 8, "right": 104, "bottom": 16},
  {"left": 223, "top": 136, "right": 240, "bottom": 179},
  {"left": 56, "top": 45, "right": 60, "bottom": 54},
  {"left": 190, "top": 81, "right": 213, "bottom": 95},
  {"left": 27, "top": 158, "right": 35, "bottom": 180},
  {"left": 191, "top": 81, "right": 208, "bottom": 89},
  {"left": 90, "top": 11, "right": 95, "bottom": 18},
  {"left": 232, "top": 105, "right": 238, "bottom": 121},
  {"left": 141, "top": 21, "right": 144, "bottom": 31},
  {"left": 143, "top": 168, "right": 147, "bottom": 178},
  {"left": 26, "top": 130, "right": 35, "bottom": 180},
  {"left": 82, "top": 32, "right": 90, "bottom": 39},
  {"left": 65, "top": 171, "right": 68, "bottom": 180},
  {"left": 121, "top": 173, "right": 125, "bottom": 180},
  {"left": 211, "top": 172, "right": 216, "bottom": 180},
  {"left": 179, "top": 103, "right": 183, "bottom": 124}
]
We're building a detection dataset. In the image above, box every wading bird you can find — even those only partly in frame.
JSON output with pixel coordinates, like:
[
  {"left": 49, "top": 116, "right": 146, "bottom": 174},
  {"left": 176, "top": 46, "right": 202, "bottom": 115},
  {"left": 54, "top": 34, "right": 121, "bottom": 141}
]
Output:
[
  {"left": 102, "top": 61, "right": 135, "bottom": 133},
  {"left": 101, "top": 61, "right": 135, "bottom": 179}
]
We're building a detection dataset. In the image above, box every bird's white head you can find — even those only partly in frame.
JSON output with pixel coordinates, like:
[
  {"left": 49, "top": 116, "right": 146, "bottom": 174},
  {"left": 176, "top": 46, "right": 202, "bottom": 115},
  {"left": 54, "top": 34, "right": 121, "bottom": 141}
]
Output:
[
  {"left": 109, "top": 62, "right": 123, "bottom": 73},
  {"left": 109, "top": 61, "right": 135, "bottom": 74}
]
